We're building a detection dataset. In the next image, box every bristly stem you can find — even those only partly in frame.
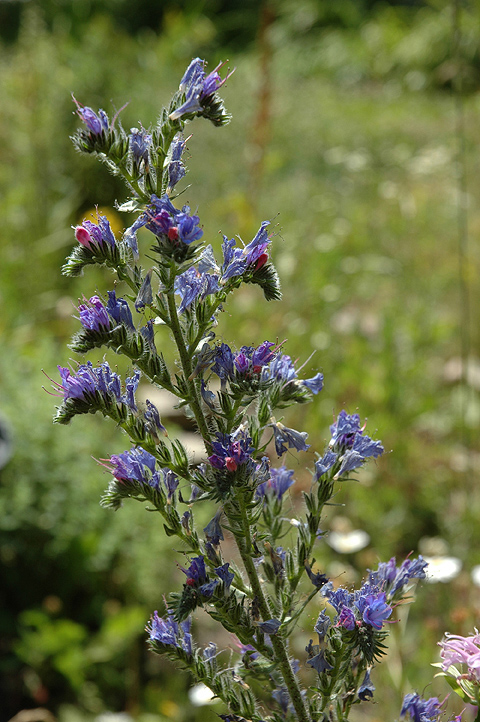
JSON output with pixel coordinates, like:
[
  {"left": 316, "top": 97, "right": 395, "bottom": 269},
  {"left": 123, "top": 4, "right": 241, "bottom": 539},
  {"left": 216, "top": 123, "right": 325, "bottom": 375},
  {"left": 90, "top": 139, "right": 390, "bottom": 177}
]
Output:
[
  {"left": 228, "top": 498, "right": 312, "bottom": 722},
  {"left": 165, "top": 266, "right": 212, "bottom": 451}
]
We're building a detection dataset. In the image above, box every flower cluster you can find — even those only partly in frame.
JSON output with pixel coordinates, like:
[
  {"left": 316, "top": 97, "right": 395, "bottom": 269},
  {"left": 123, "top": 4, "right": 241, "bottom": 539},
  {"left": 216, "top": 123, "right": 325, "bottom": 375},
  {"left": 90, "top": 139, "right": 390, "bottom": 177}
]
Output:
[
  {"left": 104, "top": 447, "right": 175, "bottom": 496},
  {"left": 54, "top": 361, "right": 138, "bottom": 409},
  {"left": 208, "top": 427, "right": 255, "bottom": 473},
  {"left": 148, "top": 609, "right": 192, "bottom": 656},
  {"left": 75, "top": 215, "right": 116, "bottom": 251},
  {"left": 368, "top": 555, "right": 428, "bottom": 602},
  {"left": 324, "top": 584, "right": 392, "bottom": 632},
  {"left": 169, "top": 57, "right": 234, "bottom": 125},
  {"left": 315, "top": 410, "right": 384, "bottom": 480}
]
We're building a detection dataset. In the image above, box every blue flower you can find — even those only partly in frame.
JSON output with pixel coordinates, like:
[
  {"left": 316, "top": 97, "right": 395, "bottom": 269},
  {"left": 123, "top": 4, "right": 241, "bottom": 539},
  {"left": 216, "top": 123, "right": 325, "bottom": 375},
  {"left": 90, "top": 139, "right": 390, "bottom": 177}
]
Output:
[
  {"left": 369, "top": 555, "right": 428, "bottom": 601},
  {"left": 130, "top": 127, "right": 152, "bottom": 171},
  {"left": 106, "top": 290, "right": 135, "bottom": 331},
  {"left": 148, "top": 610, "right": 193, "bottom": 655},
  {"left": 181, "top": 555, "right": 219, "bottom": 598},
  {"left": 356, "top": 592, "right": 392, "bottom": 630},
  {"left": 304, "top": 561, "right": 329, "bottom": 589},
  {"left": 123, "top": 194, "right": 204, "bottom": 258},
  {"left": 73, "top": 95, "right": 109, "bottom": 135},
  {"left": 174, "top": 267, "right": 219, "bottom": 313},
  {"left": 169, "top": 58, "right": 234, "bottom": 122},
  {"left": 306, "top": 649, "right": 333, "bottom": 674},
  {"left": 202, "top": 641, "right": 217, "bottom": 661},
  {"left": 358, "top": 668, "right": 375, "bottom": 700},
  {"left": 56, "top": 361, "right": 125, "bottom": 406},
  {"left": 258, "top": 618, "right": 281, "bottom": 635},
  {"left": 318, "top": 410, "right": 384, "bottom": 480},
  {"left": 271, "top": 422, "right": 310, "bottom": 457},
  {"left": 107, "top": 446, "right": 157, "bottom": 486},
  {"left": 165, "top": 133, "right": 187, "bottom": 193},
  {"left": 400, "top": 693, "right": 442, "bottom": 722},
  {"left": 208, "top": 427, "right": 255, "bottom": 473},
  {"left": 78, "top": 296, "right": 110, "bottom": 331},
  {"left": 135, "top": 271, "right": 153, "bottom": 311},
  {"left": 221, "top": 221, "right": 272, "bottom": 281},
  {"left": 140, "top": 320, "right": 156, "bottom": 352},
  {"left": 148, "top": 194, "right": 203, "bottom": 245},
  {"left": 256, "top": 466, "right": 295, "bottom": 500},
  {"left": 314, "top": 451, "right": 337, "bottom": 479},
  {"left": 203, "top": 510, "right": 224, "bottom": 545},
  {"left": 314, "top": 611, "right": 331, "bottom": 641},
  {"left": 74, "top": 215, "right": 116, "bottom": 251},
  {"left": 329, "top": 410, "right": 363, "bottom": 450},
  {"left": 214, "top": 563, "right": 234, "bottom": 591}
]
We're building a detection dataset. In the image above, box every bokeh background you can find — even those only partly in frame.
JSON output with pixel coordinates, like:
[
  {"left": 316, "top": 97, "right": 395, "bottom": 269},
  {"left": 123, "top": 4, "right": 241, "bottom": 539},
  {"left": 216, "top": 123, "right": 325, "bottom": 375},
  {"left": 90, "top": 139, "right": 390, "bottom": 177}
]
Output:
[{"left": 1, "top": 0, "right": 480, "bottom": 720}]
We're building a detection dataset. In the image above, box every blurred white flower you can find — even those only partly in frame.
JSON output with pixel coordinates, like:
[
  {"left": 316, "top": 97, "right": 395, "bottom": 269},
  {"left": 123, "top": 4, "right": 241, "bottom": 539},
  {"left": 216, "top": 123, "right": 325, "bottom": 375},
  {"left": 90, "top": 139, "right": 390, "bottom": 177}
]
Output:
[
  {"left": 188, "top": 682, "right": 216, "bottom": 706},
  {"left": 326, "top": 529, "right": 370, "bottom": 554},
  {"left": 472, "top": 565, "right": 480, "bottom": 588},
  {"left": 423, "top": 556, "right": 462, "bottom": 583}
]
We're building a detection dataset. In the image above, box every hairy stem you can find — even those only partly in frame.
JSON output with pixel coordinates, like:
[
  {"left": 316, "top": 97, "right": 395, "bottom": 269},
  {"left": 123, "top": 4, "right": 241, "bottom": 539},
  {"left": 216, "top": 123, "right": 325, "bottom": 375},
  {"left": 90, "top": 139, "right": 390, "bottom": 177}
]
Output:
[{"left": 228, "top": 500, "right": 311, "bottom": 722}]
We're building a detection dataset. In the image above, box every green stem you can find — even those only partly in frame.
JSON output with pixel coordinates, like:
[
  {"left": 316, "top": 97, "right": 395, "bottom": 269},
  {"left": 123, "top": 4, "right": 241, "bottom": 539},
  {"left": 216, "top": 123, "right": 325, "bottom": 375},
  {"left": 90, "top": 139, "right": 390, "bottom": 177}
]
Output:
[
  {"left": 228, "top": 501, "right": 311, "bottom": 722},
  {"left": 165, "top": 269, "right": 212, "bottom": 450}
]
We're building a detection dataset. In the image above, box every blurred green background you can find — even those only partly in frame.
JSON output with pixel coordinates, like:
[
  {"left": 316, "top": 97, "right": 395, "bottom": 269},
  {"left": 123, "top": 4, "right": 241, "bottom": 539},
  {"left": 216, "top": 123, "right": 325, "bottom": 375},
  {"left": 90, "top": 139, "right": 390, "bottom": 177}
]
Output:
[{"left": 1, "top": 0, "right": 480, "bottom": 720}]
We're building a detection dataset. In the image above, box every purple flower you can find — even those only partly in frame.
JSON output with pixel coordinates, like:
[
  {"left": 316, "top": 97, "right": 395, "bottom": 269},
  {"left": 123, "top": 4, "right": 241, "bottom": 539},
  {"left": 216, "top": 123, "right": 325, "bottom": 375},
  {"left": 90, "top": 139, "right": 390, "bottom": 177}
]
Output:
[
  {"left": 106, "top": 290, "right": 135, "bottom": 331},
  {"left": 148, "top": 194, "right": 203, "bottom": 245},
  {"left": 181, "top": 555, "right": 219, "bottom": 598},
  {"left": 400, "top": 693, "right": 442, "bottom": 722},
  {"left": 78, "top": 295, "right": 110, "bottom": 331},
  {"left": 169, "top": 58, "right": 234, "bottom": 122},
  {"left": 207, "top": 427, "right": 255, "bottom": 473},
  {"left": 203, "top": 510, "right": 224, "bottom": 545},
  {"left": 256, "top": 466, "right": 295, "bottom": 501},
  {"left": 337, "top": 606, "right": 356, "bottom": 631},
  {"left": 74, "top": 215, "right": 116, "bottom": 251},
  {"left": 214, "top": 563, "right": 234, "bottom": 591},
  {"left": 144, "top": 398, "right": 166, "bottom": 438},
  {"left": 221, "top": 221, "right": 272, "bottom": 281},
  {"left": 73, "top": 95, "right": 109, "bottom": 135},
  {"left": 306, "top": 649, "right": 333, "bottom": 674},
  {"left": 174, "top": 267, "right": 219, "bottom": 313},
  {"left": 135, "top": 271, "right": 153, "bottom": 311},
  {"left": 271, "top": 422, "right": 310, "bottom": 457},
  {"left": 56, "top": 361, "right": 120, "bottom": 403},
  {"left": 358, "top": 668, "right": 375, "bottom": 700},
  {"left": 130, "top": 127, "right": 152, "bottom": 171},
  {"left": 148, "top": 610, "right": 192, "bottom": 655},
  {"left": 123, "top": 194, "right": 203, "bottom": 258},
  {"left": 258, "top": 618, "right": 281, "bottom": 635},
  {"left": 358, "top": 592, "right": 392, "bottom": 630},
  {"left": 166, "top": 133, "right": 187, "bottom": 192},
  {"left": 314, "top": 451, "right": 337, "bottom": 479},
  {"left": 369, "top": 555, "right": 428, "bottom": 600},
  {"left": 105, "top": 447, "right": 157, "bottom": 486}
]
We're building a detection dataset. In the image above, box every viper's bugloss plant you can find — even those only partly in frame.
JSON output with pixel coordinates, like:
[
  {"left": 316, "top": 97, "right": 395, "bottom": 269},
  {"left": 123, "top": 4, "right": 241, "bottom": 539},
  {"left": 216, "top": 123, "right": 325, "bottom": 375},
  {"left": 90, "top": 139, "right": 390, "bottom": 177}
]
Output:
[{"left": 50, "top": 57, "right": 464, "bottom": 722}]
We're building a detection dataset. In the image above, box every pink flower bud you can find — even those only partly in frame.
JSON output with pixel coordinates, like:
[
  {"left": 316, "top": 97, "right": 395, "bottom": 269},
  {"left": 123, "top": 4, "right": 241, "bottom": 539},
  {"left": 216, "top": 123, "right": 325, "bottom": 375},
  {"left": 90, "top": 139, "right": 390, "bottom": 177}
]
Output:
[{"left": 75, "top": 225, "right": 93, "bottom": 249}]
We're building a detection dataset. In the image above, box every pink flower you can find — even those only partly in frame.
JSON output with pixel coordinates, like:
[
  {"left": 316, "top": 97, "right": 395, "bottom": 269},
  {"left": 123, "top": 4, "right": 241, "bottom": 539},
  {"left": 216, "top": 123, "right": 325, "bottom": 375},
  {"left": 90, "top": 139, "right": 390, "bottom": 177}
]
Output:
[{"left": 439, "top": 631, "right": 480, "bottom": 683}]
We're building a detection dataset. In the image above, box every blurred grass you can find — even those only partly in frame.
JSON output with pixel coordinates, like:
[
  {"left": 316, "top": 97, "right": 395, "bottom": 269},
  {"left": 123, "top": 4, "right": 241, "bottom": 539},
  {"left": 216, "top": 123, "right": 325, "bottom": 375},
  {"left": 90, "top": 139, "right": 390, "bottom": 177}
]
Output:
[{"left": 1, "top": 2, "right": 480, "bottom": 720}]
